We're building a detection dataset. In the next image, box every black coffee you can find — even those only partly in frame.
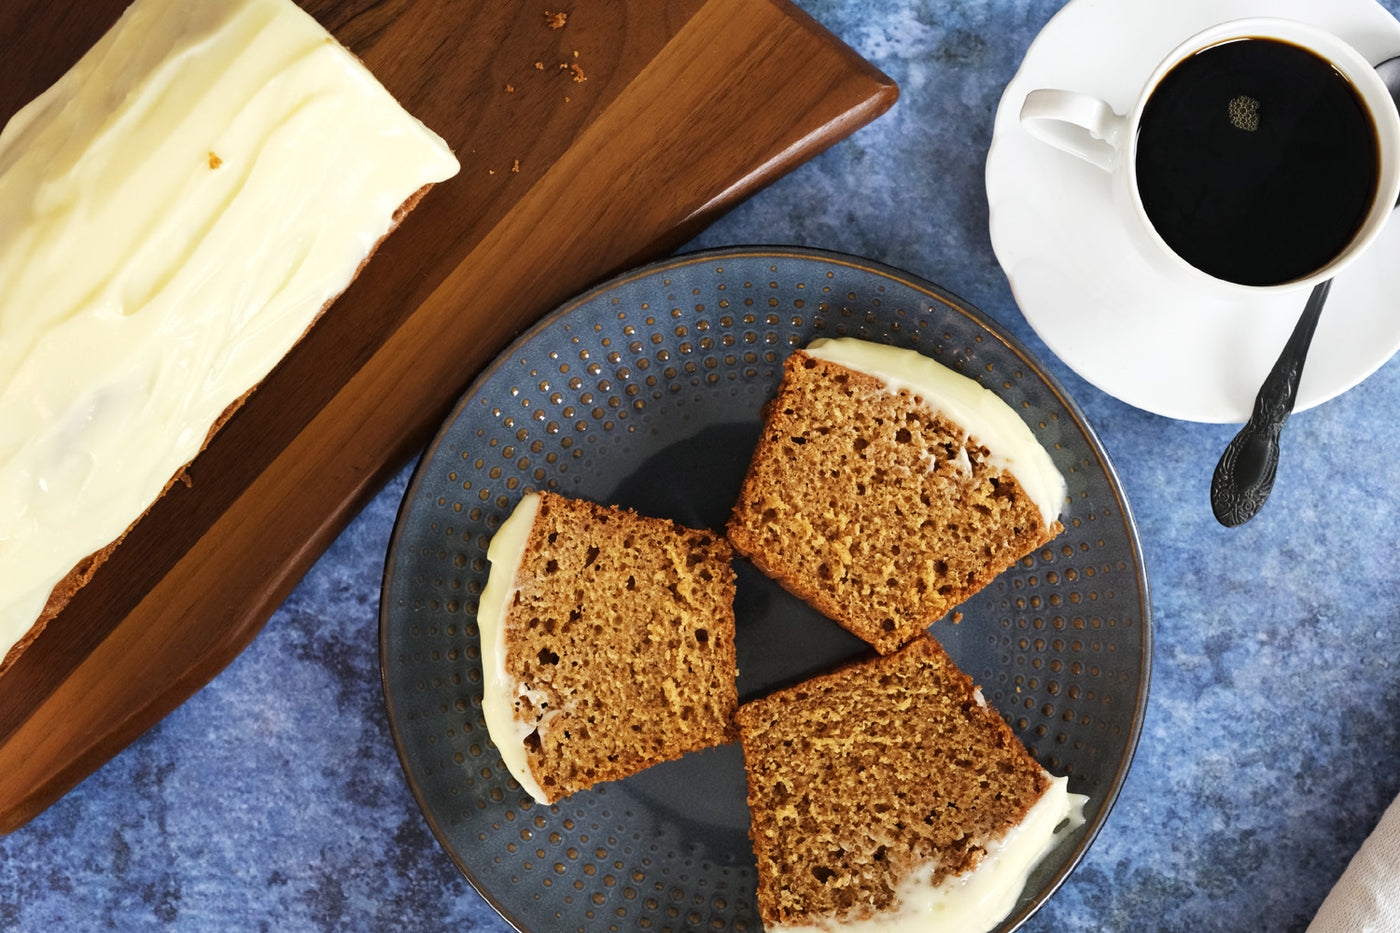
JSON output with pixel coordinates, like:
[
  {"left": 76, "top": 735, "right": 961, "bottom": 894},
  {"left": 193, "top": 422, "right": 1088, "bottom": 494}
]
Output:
[{"left": 1135, "top": 37, "right": 1379, "bottom": 286}]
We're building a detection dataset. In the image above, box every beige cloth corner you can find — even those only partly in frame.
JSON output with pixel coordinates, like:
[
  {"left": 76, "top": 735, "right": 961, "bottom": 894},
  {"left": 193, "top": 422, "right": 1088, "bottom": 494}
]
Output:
[{"left": 1308, "top": 793, "right": 1400, "bottom": 933}]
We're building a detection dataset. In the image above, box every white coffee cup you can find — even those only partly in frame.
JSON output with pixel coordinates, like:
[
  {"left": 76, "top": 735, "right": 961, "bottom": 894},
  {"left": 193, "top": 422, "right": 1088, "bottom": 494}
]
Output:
[{"left": 1019, "top": 18, "right": 1400, "bottom": 293}]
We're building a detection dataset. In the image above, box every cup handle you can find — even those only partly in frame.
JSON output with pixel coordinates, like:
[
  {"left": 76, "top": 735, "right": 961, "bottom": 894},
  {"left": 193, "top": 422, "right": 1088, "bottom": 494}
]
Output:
[{"left": 1019, "top": 89, "right": 1128, "bottom": 172}]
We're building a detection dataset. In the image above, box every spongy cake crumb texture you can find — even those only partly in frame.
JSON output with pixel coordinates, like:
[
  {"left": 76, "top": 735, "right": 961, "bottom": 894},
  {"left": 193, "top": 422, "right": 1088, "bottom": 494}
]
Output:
[
  {"left": 727, "top": 348, "right": 1063, "bottom": 654},
  {"left": 499, "top": 493, "right": 739, "bottom": 803},
  {"left": 735, "top": 635, "right": 1051, "bottom": 929}
]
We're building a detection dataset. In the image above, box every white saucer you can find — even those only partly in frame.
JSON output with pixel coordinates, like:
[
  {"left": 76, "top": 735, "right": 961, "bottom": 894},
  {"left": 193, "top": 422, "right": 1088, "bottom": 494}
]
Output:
[{"left": 986, "top": 0, "right": 1400, "bottom": 423}]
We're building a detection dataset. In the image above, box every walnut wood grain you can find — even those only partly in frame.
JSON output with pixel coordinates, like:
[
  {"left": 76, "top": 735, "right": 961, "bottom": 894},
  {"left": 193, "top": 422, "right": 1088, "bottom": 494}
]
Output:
[{"left": 0, "top": 0, "right": 895, "bottom": 832}]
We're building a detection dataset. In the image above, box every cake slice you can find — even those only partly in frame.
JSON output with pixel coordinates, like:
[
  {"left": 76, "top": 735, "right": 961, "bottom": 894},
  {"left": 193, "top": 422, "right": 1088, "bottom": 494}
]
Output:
[
  {"left": 727, "top": 338, "right": 1067, "bottom": 655},
  {"left": 0, "top": 0, "right": 460, "bottom": 674},
  {"left": 477, "top": 491, "right": 740, "bottom": 803},
  {"left": 735, "top": 635, "right": 1085, "bottom": 933}
]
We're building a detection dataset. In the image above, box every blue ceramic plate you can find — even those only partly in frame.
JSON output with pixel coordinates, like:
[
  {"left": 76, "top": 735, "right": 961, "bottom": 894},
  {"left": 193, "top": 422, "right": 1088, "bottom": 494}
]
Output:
[{"left": 380, "top": 247, "right": 1152, "bottom": 932}]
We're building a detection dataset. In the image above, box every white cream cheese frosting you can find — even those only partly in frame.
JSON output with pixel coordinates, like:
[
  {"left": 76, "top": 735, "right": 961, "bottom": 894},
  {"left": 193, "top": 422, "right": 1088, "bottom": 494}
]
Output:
[
  {"left": 802, "top": 338, "right": 1067, "bottom": 530},
  {"left": 476, "top": 492, "right": 551, "bottom": 803},
  {"left": 0, "top": 0, "right": 460, "bottom": 664},
  {"left": 774, "top": 774, "right": 1088, "bottom": 933}
]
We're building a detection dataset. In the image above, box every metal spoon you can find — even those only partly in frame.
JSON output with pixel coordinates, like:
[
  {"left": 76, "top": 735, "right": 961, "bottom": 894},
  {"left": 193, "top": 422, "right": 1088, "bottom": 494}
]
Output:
[{"left": 1211, "top": 55, "right": 1400, "bottom": 528}]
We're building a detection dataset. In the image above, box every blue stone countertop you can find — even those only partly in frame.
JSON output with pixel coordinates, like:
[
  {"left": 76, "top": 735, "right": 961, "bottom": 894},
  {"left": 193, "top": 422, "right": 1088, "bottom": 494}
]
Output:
[{"left": 6, "top": 0, "right": 1400, "bottom": 930}]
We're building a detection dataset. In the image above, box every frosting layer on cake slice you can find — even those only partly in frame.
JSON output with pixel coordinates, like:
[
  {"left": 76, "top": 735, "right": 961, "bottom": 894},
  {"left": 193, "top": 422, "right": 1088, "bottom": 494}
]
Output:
[
  {"left": 0, "top": 0, "right": 460, "bottom": 669},
  {"left": 478, "top": 493, "right": 551, "bottom": 803}
]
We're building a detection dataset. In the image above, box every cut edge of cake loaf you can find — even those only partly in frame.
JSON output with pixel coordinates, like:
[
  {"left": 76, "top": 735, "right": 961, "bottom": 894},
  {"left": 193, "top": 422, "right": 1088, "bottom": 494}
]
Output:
[
  {"left": 727, "top": 339, "right": 1067, "bottom": 655},
  {"left": 734, "top": 634, "right": 1085, "bottom": 932},
  {"left": 0, "top": 0, "right": 461, "bottom": 676},
  {"left": 477, "top": 491, "right": 740, "bottom": 805}
]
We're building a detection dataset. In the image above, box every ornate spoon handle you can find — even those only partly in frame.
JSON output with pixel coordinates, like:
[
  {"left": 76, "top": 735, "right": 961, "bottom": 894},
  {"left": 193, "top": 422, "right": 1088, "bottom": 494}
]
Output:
[{"left": 1210, "top": 278, "right": 1331, "bottom": 527}]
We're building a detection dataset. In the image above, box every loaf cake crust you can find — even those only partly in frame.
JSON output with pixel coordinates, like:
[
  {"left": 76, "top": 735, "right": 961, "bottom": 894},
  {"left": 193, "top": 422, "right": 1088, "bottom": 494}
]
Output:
[
  {"left": 479, "top": 492, "right": 740, "bottom": 804},
  {"left": 735, "top": 635, "right": 1053, "bottom": 929},
  {"left": 728, "top": 345, "right": 1065, "bottom": 654}
]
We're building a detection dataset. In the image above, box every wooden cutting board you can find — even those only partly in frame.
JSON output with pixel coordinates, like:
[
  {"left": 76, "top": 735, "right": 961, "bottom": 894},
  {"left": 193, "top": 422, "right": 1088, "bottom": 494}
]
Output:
[{"left": 0, "top": 0, "right": 895, "bottom": 833}]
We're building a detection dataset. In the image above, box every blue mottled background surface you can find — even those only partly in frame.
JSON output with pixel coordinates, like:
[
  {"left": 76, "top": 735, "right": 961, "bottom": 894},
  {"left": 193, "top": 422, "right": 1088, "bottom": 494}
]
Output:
[{"left": 6, "top": 0, "right": 1400, "bottom": 930}]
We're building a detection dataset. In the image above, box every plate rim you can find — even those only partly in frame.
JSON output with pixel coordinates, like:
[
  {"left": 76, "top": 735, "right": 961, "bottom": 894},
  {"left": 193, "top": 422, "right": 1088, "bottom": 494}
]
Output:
[{"left": 378, "top": 244, "right": 1155, "bottom": 933}]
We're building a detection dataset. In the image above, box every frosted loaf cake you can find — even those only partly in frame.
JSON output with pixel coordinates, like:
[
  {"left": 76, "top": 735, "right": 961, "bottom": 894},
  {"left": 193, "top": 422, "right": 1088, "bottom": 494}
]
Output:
[
  {"left": 727, "top": 338, "right": 1067, "bottom": 654},
  {"left": 735, "top": 635, "right": 1086, "bottom": 933},
  {"left": 0, "top": 0, "right": 460, "bottom": 673},
  {"left": 477, "top": 492, "right": 739, "bottom": 804}
]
